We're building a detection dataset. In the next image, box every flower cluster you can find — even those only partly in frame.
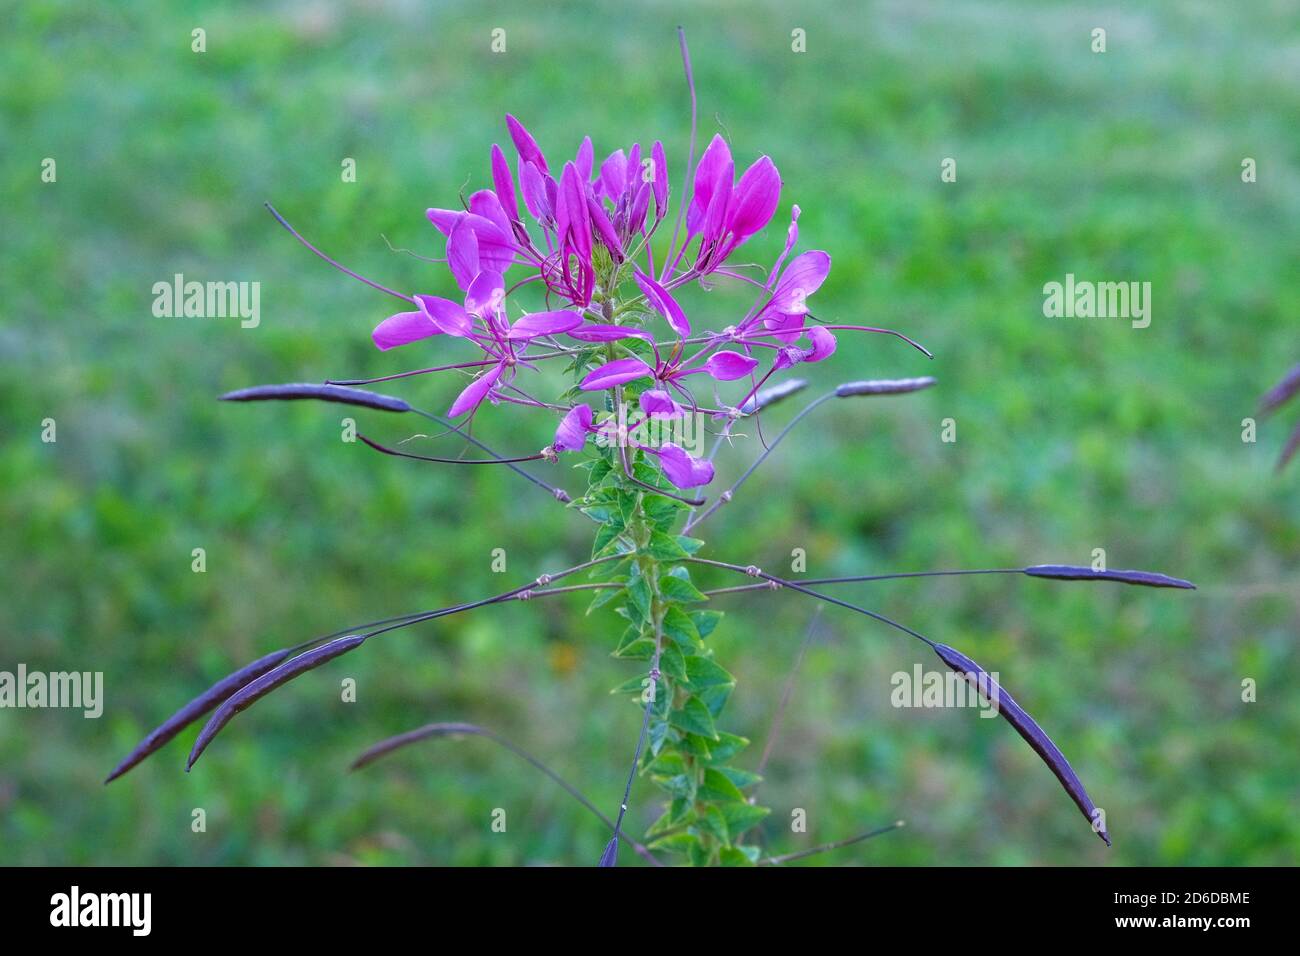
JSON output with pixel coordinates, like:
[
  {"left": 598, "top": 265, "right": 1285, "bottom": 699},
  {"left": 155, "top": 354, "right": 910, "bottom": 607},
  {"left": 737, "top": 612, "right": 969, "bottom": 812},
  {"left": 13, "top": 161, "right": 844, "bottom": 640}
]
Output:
[{"left": 368, "top": 115, "right": 841, "bottom": 490}]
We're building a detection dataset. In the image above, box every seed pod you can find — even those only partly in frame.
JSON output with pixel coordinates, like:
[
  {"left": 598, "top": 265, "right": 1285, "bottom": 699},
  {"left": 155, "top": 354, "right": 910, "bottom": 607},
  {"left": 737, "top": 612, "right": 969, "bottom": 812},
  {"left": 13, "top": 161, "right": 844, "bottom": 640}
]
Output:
[
  {"left": 1023, "top": 565, "right": 1195, "bottom": 589},
  {"left": 1277, "top": 421, "right": 1300, "bottom": 473},
  {"left": 187, "top": 635, "right": 367, "bottom": 771},
  {"left": 932, "top": 642, "right": 1110, "bottom": 845},
  {"left": 598, "top": 836, "right": 619, "bottom": 867},
  {"left": 104, "top": 647, "right": 294, "bottom": 783},
  {"left": 741, "top": 378, "right": 808, "bottom": 414},
  {"left": 220, "top": 383, "right": 411, "bottom": 412},
  {"left": 834, "top": 376, "right": 937, "bottom": 397},
  {"left": 1258, "top": 364, "right": 1300, "bottom": 416},
  {"left": 350, "top": 723, "right": 484, "bottom": 770}
]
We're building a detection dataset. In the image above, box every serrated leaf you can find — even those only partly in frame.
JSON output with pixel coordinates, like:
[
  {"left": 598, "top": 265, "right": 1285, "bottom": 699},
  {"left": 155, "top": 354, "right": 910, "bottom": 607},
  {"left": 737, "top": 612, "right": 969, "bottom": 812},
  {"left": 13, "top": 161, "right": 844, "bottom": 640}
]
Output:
[
  {"left": 643, "top": 530, "right": 690, "bottom": 561},
  {"left": 697, "top": 804, "right": 730, "bottom": 844},
  {"left": 719, "top": 846, "right": 755, "bottom": 866},
  {"left": 705, "top": 732, "right": 751, "bottom": 764},
  {"left": 717, "top": 767, "right": 762, "bottom": 790},
  {"left": 699, "top": 767, "right": 746, "bottom": 802},
  {"left": 676, "top": 535, "right": 705, "bottom": 554},
  {"left": 684, "top": 655, "right": 734, "bottom": 689},
  {"left": 592, "top": 519, "right": 626, "bottom": 556},
  {"left": 660, "top": 575, "right": 708, "bottom": 604},
  {"left": 691, "top": 610, "right": 724, "bottom": 639},
  {"left": 670, "top": 697, "right": 718, "bottom": 739},
  {"left": 662, "top": 606, "right": 701, "bottom": 647},
  {"left": 659, "top": 642, "right": 688, "bottom": 680},
  {"left": 721, "top": 802, "right": 770, "bottom": 836},
  {"left": 697, "top": 682, "right": 732, "bottom": 719}
]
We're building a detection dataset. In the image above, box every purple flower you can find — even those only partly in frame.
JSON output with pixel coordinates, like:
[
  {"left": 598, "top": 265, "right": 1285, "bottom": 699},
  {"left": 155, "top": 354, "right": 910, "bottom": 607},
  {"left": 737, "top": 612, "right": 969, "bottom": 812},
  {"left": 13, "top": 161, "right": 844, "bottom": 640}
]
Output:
[
  {"left": 553, "top": 403, "right": 595, "bottom": 452},
  {"left": 652, "top": 443, "right": 715, "bottom": 488},
  {"left": 639, "top": 389, "right": 684, "bottom": 419}
]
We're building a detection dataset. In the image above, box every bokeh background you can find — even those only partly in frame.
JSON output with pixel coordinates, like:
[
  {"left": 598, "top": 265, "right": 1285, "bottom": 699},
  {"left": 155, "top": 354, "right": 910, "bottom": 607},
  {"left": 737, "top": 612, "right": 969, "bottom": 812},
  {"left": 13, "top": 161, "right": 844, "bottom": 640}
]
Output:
[{"left": 2, "top": 0, "right": 1297, "bottom": 866}]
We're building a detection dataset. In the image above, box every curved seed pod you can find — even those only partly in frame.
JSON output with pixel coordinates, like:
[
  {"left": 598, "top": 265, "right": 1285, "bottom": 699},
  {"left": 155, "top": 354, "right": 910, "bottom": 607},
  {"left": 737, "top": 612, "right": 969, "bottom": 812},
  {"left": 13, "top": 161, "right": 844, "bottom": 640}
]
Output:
[
  {"left": 932, "top": 642, "right": 1110, "bottom": 846},
  {"left": 740, "top": 378, "right": 808, "bottom": 414},
  {"left": 350, "top": 722, "right": 484, "bottom": 770},
  {"left": 598, "top": 836, "right": 619, "bottom": 867},
  {"left": 187, "top": 635, "right": 367, "bottom": 771},
  {"left": 835, "top": 376, "right": 937, "bottom": 397},
  {"left": 1258, "top": 364, "right": 1300, "bottom": 416},
  {"left": 1277, "top": 421, "right": 1300, "bottom": 472},
  {"left": 1023, "top": 565, "right": 1195, "bottom": 590},
  {"left": 220, "top": 383, "right": 411, "bottom": 412},
  {"left": 104, "top": 647, "right": 294, "bottom": 784}
]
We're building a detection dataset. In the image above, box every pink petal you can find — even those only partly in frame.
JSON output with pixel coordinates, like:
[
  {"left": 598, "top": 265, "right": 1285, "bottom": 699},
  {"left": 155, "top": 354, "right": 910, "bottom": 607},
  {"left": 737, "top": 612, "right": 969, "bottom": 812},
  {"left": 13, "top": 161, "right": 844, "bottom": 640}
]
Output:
[
  {"left": 633, "top": 268, "right": 691, "bottom": 338},
  {"left": 372, "top": 309, "right": 440, "bottom": 351},
  {"left": 651, "top": 141, "right": 668, "bottom": 216},
  {"left": 762, "top": 311, "right": 806, "bottom": 345},
  {"left": 580, "top": 356, "right": 653, "bottom": 390},
  {"left": 416, "top": 294, "right": 473, "bottom": 337},
  {"left": 446, "top": 218, "right": 481, "bottom": 290},
  {"left": 639, "top": 389, "right": 684, "bottom": 419},
  {"left": 505, "top": 114, "right": 548, "bottom": 175},
  {"left": 576, "top": 136, "right": 594, "bottom": 181},
  {"left": 507, "top": 309, "right": 583, "bottom": 340},
  {"left": 771, "top": 250, "right": 831, "bottom": 314},
  {"left": 701, "top": 160, "right": 733, "bottom": 247},
  {"left": 519, "top": 159, "right": 551, "bottom": 221},
  {"left": 704, "top": 350, "right": 759, "bottom": 381},
  {"left": 806, "top": 326, "right": 837, "bottom": 362},
  {"left": 558, "top": 162, "right": 592, "bottom": 260},
  {"left": 462, "top": 272, "right": 504, "bottom": 320},
  {"left": 447, "top": 363, "right": 504, "bottom": 418},
  {"left": 688, "top": 134, "right": 733, "bottom": 235},
  {"left": 490, "top": 144, "right": 519, "bottom": 224},
  {"left": 657, "top": 442, "right": 715, "bottom": 489},
  {"left": 426, "top": 208, "right": 464, "bottom": 236},
  {"left": 587, "top": 194, "right": 624, "bottom": 260},
  {"left": 469, "top": 189, "right": 512, "bottom": 238},
  {"left": 554, "top": 403, "right": 593, "bottom": 452},
  {"left": 564, "top": 324, "right": 651, "bottom": 343},
  {"left": 727, "top": 155, "right": 781, "bottom": 241},
  {"left": 600, "top": 149, "right": 627, "bottom": 199}
]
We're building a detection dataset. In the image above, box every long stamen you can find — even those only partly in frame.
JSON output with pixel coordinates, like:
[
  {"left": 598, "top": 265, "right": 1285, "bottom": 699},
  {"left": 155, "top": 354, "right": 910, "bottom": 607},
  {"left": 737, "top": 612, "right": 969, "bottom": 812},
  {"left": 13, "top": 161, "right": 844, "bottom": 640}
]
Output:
[
  {"left": 358, "top": 434, "right": 547, "bottom": 465},
  {"left": 660, "top": 26, "right": 698, "bottom": 284},
  {"left": 264, "top": 203, "right": 415, "bottom": 303}
]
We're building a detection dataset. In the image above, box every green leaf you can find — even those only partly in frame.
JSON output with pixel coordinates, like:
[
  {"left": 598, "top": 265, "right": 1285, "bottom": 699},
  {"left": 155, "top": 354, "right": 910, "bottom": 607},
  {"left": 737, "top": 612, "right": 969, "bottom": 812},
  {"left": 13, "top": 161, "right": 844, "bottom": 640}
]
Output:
[
  {"left": 614, "top": 634, "right": 655, "bottom": 660},
  {"left": 591, "top": 518, "right": 626, "bottom": 557},
  {"left": 691, "top": 610, "right": 724, "bottom": 639},
  {"left": 699, "top": 767, "right": 746, "bottom": 802},
  {"left": 643, "top": 529, "right": 689, "bottom": 561},
  {"left": 678, "top": 733, "right": 713, "bottom": 758},
  {"left": 719, "top": 846, "right": 756, "bottom": 867},
  {"left": 662, "top": 606, "right": 701, "bottom": 647},
  {"left": 669, "top": 696, "right": 718, "bottom": 739},
  {"left": 643, "top": 495, "right": 685, "bottom": 530},
  {"left": 684, "top": 655, "right": 734, "bottom": 689},
  {"left": 676, "top": 535, "right": 705, "bottom": 554},
  {"left": 705, "top": 732, "right": 751, "bottom": 764},
  {"left": 626, "top": 575, "right": 652, "bottom": 622},
  {"left": 697, "top": 805, "right": 730, "bottom": 844},
  {"left": 717, "top": 767, "right": 762, "bottom": 790},
  {"left": 660, "top": 574, "right": 708, "bottom": 604},
  {"left": 697, "top": 682, "right": 732, "bottom": 719},
  {"left": 658, "top": 642, "right": 688, "bottom": 680},
  {"left": 586, "top": 584, "right": 625, "bottom": 614},
  {"left": 721, "top": 802, "right": 770, "bottom": 836},
  {"left": 648, "top": 832, "right": 701, "bottom": 855}
]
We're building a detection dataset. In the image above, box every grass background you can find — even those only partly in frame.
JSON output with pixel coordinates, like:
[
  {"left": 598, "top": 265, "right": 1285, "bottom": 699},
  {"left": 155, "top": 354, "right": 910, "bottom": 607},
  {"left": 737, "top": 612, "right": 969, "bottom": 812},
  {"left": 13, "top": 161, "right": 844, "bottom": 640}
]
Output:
[{"left": 2, "top": 0, "right": 1297, "bottom": 865}]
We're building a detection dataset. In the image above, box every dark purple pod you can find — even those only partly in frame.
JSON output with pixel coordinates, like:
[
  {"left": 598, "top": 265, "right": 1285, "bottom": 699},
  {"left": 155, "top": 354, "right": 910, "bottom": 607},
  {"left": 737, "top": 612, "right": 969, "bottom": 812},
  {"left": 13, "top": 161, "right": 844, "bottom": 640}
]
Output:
[
  {"left": 350, "top": 722, "right": 484, "bottom": 771},
  {"left": 1023, "top": 565, "right": 1195, "bottom": 590},
  {"left": 220, "top": 383, "right": 411, "bottom": 412},
  {"left": 598, "top": 836, "right": 619, "bottom": 867},
  {"left": 187, "top": 635, "right": 367, "bottom": 771},
  {"left": 835, "top": 376, "right": 937, "bottom": 398},
  {"left": 1258, "top": 364, "right": 1300, "bottom": 416},
  {"left": 1278, "top": 421, "right": 1300, "bottom": 473},
  {"left": 931, "top": 642, "right": 1110, "bottom": 846},
  {"left": 105, "top": 647, "right": 294, "bottom": 784},
  {"left": 741, "top": 378, "right": 808, "bottom": 414}
]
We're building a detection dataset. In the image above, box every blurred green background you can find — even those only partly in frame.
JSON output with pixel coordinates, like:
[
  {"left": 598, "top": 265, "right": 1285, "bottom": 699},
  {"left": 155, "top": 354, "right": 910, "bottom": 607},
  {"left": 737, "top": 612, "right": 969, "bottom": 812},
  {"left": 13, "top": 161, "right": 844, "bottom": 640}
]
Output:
[{"left": 2, "top": 0, "right": 1297, "bottom": 866}]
